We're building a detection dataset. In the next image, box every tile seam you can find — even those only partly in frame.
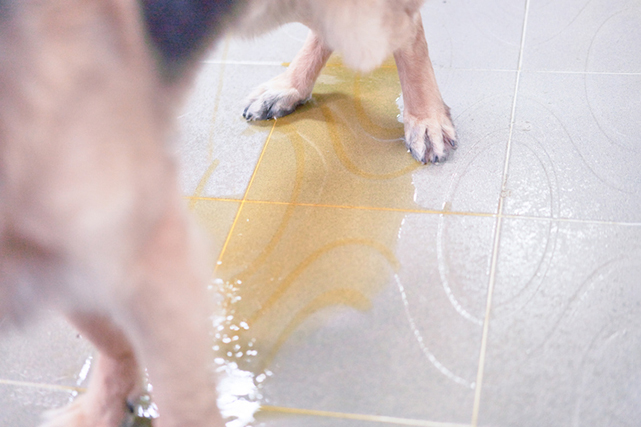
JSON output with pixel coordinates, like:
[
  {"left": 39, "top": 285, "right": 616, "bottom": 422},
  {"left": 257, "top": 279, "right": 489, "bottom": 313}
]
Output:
[
  {"left": 206, "top": 37, "right": 231, "bottom": 163},
  {"left": 0, "top": 378, "right": 84, "bottom": 393},
  {"left": 525, "top": 70, "right": 641, "bottom": 76},
  {"left": 185, "top": 196, "right": 641, "bottom": 227},
  {"left": 200, "top": 60, "right": 641, "bottom": 76},
  {"left": 471, "top": 0, "right": 531, "bottom": 424},
  {"left": 260, "top": 405, "right": 471, "bottom": 427},
  {"left": 213, "top": 120, "right": 278, "bottom": 273}
]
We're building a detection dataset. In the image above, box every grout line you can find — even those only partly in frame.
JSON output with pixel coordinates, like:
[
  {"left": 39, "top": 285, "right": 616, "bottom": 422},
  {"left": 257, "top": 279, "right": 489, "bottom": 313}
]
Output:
[
  {"left": 213, "top": 120, "right": 278, "bottom": 273},
  {"left": 187, "top": 38, "right": 230, "bottom": 210},
  {"left": 234, "top": 200, "right": 437, "bottom": 214},
  {"left": 525, "top": 70, "right": 641, "bottom": 76},
  {"left": 470, "top": 202, "right": 504, "bottom": 426},
  {"left": 502, "top": 214, "right": 641, "bottom": 227},
  {"left": 201, "top": 59, "right": 641, "bottom": 76},
  {"left": 206, "top": 38, "right": 231, "bottom": 163},
  {"left": 188, "top": 160, "right": 220, "bottom": 211},
  {"left": 185, "top": 196, "right": 641, "bottom": 227},
  {"left": 471, "top": 0, "right": 531, "bottom": 425},
  {"left": 501, "top": 12, "right": 529, "bottom": 184},
  {"left": 260, "top": 405, "right": 471, "bottom": 427},
  {"left": 0, "top": 378, "right": 85, "bottom": 393},
  {"left": 186, "top": 196, "right": 641, "bottom": 227},
  {"left": 187, "top": 196, "right": 496, "bottom": 217}
]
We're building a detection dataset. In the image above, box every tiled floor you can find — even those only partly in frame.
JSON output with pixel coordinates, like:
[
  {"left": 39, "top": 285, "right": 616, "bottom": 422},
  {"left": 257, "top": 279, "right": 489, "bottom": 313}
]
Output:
[{"left": 2, "top": 0, "right": 641, "bottom": 426}]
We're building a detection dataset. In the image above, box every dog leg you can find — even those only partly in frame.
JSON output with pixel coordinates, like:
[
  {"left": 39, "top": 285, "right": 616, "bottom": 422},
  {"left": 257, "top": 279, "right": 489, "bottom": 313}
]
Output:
[
  {"left": 40, "top": 314, "right": 141, "bottom": 427},
  {"left": 39, "top": 195, "right": 221, "bottom": 427},
  {"left": 243, "top": 30, "right": 332, "bottom": 120},
  {"left": 394, "top": 14, "right": 456, "bottom": 164},
  {"left": 116, "top": 198, "right": 222, "bottom": 427}
]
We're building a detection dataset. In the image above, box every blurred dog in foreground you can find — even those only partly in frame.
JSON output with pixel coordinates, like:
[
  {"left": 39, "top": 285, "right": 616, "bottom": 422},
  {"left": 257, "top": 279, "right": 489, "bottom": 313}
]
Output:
[{"left": 0, "top": 1, "right": 453, "bottom": 426}]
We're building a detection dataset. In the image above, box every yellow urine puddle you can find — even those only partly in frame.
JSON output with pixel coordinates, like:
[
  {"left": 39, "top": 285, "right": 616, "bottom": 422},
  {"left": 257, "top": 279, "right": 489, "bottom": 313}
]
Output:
[{"left": 200, "top": 57, "right": 421, "bottom": 374}]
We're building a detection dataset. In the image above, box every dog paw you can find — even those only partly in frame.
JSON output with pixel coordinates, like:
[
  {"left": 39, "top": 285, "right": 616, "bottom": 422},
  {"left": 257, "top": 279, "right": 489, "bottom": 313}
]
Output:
[
  {"left": 243, "top": 74, "right": 309, "bottom": 121},
  {"left": 402, "top": 107, "right": 457, "bottom": 164}
]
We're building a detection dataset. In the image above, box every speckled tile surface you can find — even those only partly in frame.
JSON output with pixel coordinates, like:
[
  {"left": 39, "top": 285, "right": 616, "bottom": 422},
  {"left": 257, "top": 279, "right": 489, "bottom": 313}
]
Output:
[{"left": 2, "top": 1, "right": 640, "bottom": 427}]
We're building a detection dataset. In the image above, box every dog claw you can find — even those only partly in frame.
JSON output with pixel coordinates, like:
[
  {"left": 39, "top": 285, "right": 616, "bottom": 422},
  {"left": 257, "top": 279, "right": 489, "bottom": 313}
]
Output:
[
  {"left": 402, "top": 108, "right": 457, "bottom": 165},
  {"left": 405, "top": 132, "right": 453, "bottom": 165},
  {"left": 243, "top": 94, "right": 303, "bottom": 121},
  {"left": 407, "top": 147, "right": 425, "bottom": 164},
  {"left": 243, "top": 76, "right": 307, "bottom": 122}
]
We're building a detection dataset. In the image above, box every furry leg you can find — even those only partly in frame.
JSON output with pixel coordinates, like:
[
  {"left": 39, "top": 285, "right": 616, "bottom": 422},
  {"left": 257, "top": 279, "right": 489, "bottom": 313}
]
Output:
[
  {"left": 243, "top": 30, "right": 332, "bottom": 120},
  {"left": 40, "top": 314, "right": 141, "bottom": 427},
  {"left": 394, "top": 13, "right": 457, "bottom": 164},
  {"left": 119, "top": 197, "right": 222, "bottom": 427}
]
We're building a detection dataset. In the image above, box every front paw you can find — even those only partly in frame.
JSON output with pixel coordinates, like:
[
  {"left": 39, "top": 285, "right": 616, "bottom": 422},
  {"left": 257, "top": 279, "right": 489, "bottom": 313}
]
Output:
[
  {"left": 403, "top": 107, "right": 457, "bottom": 164},
  {"left": 243, "top": 74, "right": 309, "bottom": 121}
]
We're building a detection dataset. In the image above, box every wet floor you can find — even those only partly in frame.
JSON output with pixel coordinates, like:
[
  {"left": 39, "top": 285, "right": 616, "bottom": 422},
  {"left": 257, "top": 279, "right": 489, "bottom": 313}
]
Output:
[{"left": 2, "top": 0, "right": 641, "bottom": 426}]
